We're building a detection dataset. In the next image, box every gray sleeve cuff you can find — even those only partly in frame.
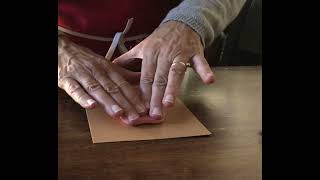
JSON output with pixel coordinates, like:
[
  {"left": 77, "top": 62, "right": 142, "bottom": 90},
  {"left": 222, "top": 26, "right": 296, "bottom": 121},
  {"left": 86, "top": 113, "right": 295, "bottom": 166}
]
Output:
[
  {"left": 161, "top": 0, "right": 247, "bottom": 49},
  {"left": 161, "top": 8, "right": 215, "bottom": 48}
]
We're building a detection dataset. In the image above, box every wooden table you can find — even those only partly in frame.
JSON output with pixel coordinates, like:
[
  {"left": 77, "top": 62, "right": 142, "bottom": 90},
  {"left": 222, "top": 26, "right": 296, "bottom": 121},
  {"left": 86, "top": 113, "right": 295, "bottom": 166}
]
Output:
[{"left": 58, "top": 66, "right": 262, "bottom": 180}]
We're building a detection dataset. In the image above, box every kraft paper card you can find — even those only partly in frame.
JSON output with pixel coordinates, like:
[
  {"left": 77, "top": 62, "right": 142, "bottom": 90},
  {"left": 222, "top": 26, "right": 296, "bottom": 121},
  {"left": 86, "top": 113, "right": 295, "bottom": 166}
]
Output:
[{"left": 86, "top": 99, "right": 211, "bottom": 143}]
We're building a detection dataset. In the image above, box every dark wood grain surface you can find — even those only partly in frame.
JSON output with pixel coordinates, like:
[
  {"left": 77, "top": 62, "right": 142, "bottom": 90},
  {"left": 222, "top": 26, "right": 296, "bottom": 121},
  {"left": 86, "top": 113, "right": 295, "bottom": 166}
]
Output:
[{"left": 58, "top": 66, "right": 262, "bottom": 180}]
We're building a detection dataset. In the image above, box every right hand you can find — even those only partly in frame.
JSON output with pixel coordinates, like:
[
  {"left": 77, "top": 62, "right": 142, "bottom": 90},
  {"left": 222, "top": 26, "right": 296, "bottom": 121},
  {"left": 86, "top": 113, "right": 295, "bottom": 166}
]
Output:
[{"left": 58, "top": 36, "right": 147, "bottom": 123}]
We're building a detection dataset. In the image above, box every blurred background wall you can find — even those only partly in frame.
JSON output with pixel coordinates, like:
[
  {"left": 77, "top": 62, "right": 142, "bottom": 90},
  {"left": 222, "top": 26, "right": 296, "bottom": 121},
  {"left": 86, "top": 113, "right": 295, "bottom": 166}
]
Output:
[{"left": 206, "top": 0, "right": 262, "bottom": 66}]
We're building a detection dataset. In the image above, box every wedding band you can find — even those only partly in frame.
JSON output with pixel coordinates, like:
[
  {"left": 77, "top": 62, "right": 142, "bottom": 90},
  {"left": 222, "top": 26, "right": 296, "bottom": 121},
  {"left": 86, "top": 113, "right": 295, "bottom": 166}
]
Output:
[{"left": 171, "top": 61, "right": 192, "bottom": 68}]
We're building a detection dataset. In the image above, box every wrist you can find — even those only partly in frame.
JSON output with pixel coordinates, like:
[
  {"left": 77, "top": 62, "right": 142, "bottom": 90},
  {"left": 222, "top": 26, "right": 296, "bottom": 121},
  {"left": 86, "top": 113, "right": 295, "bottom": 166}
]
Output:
[
  {"left": 161, "top": 11, "right": 209, "bottom": 48},
  {"left": 160, "top": 20, "right": 203, "bottom": 48}
]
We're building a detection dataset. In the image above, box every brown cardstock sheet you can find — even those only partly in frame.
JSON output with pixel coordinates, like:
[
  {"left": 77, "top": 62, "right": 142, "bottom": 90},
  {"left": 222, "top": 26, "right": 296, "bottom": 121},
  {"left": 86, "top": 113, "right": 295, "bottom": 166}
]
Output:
[{"left": 86, "top": 99, "right": 211, "bottom": 143}]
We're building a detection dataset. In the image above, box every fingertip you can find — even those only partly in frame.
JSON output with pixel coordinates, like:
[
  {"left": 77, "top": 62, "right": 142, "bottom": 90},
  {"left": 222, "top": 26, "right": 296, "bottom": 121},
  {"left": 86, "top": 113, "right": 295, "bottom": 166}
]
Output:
[
  {"left": 163, "top": 101, "right": 174, "bottom": 108},
  {"left": 112, "top": 49, "right": 138, "bottom": 64},
  {"left": 112, "top": 58, "right": 121, "bottom": 63},
  {"left": 149, "top": 114, "right": 162, "bottom": 120},
  {"left": 119, "top": 112, "right": 140, "bottom": 125},
  {"left": 119, "top": 116, "right": 132, "bottom": 125},
  {"left": 149, "top": 107, "right": 162, "bottom": 120},
  {"left": 204, "top": 73, "right": 215, "bottom": 84},
  {"left": 128, "top": 111, "right": 140, "bottom": 122},
  {"left": 88, "top": 99, "right": 97, "bottom": 106},
  {"left": 111, "top": 56, "right": 123, "bottom": 64},
  {"left": 82, "top": 99, "right": 97, "bottom": 109},
  {"left": 107, "top": 106, "right": 124, "bottom": 118},
  {"left": 162, "top": 95, "right": 175, "bottom": 107},
  {"left": 84, "top": 103, "right": 97, "bottom": 109},
  {"left": 192, "top": 54, "right": 215, "bottom": 84},
  {"left": 116, "top": 110, "right": 125, "bottom": 117},
  {"left": 149, "top": 112, "right": 162, "bottom": 120}
]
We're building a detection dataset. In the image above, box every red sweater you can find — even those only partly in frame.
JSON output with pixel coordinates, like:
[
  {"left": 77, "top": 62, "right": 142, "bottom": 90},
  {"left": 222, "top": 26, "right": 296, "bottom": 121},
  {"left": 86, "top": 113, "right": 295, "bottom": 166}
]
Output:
[{"left": 58, "top": 0, "right": 181, "bottom": 56}]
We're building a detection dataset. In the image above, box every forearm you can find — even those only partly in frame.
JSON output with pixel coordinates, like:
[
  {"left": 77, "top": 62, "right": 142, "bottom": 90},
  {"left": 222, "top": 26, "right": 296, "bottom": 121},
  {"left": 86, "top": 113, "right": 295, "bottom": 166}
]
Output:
[{"left": 161, "top": 0, "right": 247, "bottom": 48}]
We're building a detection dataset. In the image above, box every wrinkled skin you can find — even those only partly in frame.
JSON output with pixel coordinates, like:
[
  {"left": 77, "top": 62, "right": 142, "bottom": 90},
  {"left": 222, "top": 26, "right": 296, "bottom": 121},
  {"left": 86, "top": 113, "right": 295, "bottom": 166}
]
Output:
[
  {"left": 58, "top": 21, "right": 215, "bottom": 126},
  {"left": 113, "top": 21, "right": 215, "bottom": 120},
  {"left": 120, "top": 86, "right": 166, "bottom": 126},
  {"left": 58, "top": 36, "right": 162, "bottom": 125}
]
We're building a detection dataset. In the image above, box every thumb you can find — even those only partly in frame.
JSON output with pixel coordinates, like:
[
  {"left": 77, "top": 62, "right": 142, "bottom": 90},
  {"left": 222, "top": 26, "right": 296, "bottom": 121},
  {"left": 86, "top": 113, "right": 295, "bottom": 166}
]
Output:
[{"left": 112, "top": 44, "right": 143, "bottom": 66}]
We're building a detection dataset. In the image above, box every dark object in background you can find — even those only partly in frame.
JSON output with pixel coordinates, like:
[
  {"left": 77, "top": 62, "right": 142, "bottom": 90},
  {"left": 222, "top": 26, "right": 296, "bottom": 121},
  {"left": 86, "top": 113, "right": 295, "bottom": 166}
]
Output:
[
  {"left": 205, "top": 0, "right": 262, "bottom": 66},
  {"left": 123, "top": 0, "right": 261, "bottom": 71}
]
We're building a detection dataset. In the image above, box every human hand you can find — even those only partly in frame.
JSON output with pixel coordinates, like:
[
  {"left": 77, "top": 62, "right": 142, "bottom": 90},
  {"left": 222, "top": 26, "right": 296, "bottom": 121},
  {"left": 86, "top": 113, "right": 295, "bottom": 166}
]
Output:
[
  {"left": 58, "top": 36, "right": 147, "bottom": 123},
  {"left": 113, "top": 21, "right": 215, "bottom": 120}
]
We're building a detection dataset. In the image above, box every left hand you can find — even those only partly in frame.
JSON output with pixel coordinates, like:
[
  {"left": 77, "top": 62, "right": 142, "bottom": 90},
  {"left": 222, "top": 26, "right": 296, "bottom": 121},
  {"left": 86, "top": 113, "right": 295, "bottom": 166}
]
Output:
[{"left": 113, "top": 21, "right": 215, "bottom": 119}]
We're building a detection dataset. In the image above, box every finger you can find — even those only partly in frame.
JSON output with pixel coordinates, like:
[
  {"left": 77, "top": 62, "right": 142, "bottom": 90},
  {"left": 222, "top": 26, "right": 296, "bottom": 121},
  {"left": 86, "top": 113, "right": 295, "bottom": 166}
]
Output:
[
  {"left": 162, "top": 58, "right": 188, "bottom": 107},
  {"left": 113, "top": 57, "right": 142, "bottom": 71},
  {"left": 149, "top": 54, "right": 171, "bottom": 119},
  {"left": 101, "top": 61, "right": 147, "bottom": 117},
  {"left": 113, "top": 57, "right": 142, "bottom": 73},
  {"left": 112, "top": 65, "right": 141, "bottom": 85},
  {"left": 61, "top": 78, "right": 97, "bottom": 109},
  {"left": 120, "top": 115, "right": 164, "bottom": 126},
  {"left": 128, "top": 106, "right": 169, "bottom": 126},
  {"left": 74, "top": 72, "right": 124, "bottom": 118},
  {"left": 191, "top": 54, "right": 215, "bottom": 84},
  {"left": 92, "top": 69, "right": 141, "bottom": 122},
  {"left": 112, "top": 43, "right": 143, "bottom": 66},
  {"left": 139, "top": 50, "right": 158, "bottom": 110}
]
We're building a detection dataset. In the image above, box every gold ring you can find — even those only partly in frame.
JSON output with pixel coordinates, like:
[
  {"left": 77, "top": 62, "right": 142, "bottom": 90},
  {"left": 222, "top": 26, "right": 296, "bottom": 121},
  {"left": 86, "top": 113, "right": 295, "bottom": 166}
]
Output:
[{"left": 171, "top": 61, "right": 192, "bottom": 68}]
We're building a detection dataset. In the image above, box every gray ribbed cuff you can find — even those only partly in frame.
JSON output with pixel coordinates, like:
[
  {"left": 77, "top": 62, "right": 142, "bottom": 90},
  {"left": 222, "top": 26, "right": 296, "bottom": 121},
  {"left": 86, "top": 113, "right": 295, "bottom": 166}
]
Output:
[{"left": 161, "top": 9, "right": 214, "bottom": 48}]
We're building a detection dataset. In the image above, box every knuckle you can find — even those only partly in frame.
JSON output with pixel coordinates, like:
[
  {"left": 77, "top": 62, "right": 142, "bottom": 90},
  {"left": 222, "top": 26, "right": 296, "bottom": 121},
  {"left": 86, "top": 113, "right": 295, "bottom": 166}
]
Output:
[
  {"left": 154, "top": 75, "right": 168, "bottom": 87},
  {"left": 118, "top": 81, "right": 130, "bottom": 88},
  {"left": 102, "top": 82, "right": 120, "bottom": 94},
  {"left": 85, "top": 82, "right": 102, "bottom": 93},
  {"left": 141, "top": 76, "right": 154, "bottom": 85},
  {"left": 65, "top": 57, "right": 79, "bottom": 73},
  {"left": 67, "top": 83, "right": 82, "bottom": 95}
]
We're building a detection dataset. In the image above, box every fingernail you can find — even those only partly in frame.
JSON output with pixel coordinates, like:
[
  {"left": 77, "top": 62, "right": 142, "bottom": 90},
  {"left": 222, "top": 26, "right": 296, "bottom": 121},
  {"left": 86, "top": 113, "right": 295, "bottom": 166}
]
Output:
[
  {"left": 136, "top": 104, "right": 146, "bottom": 114},
  {"left": 128, "top": 112, "right": 139, "bottom": 122},
  {"left": 206, "top": 73, "right": 215, "bottom": 83},
  {"left": 87, "top": 99, "right": 96, "bottom": 106},
  {"left": 164, "top": 95, "right": 174, "bottom": 103},
  {"left": 151, "top": 107, "right": 162, "bottom": 116},
  {"left": 111, "top": 105, "right": 122, "bottom": 113}
]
